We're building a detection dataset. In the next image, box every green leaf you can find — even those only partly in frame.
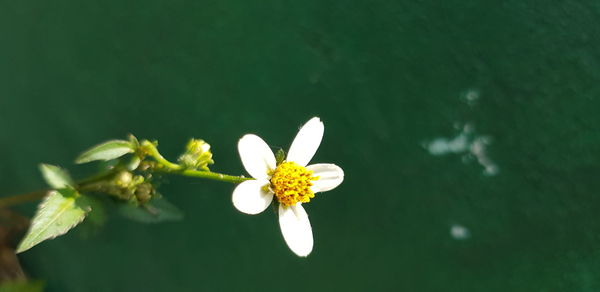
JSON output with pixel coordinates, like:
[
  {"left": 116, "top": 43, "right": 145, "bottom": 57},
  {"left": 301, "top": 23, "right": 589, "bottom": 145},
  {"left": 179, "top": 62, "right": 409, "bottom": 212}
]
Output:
[
  {"left": 75, "top": 140, "right": 135, "bottom": 164},
  {"left": 128, "top": 133, "right": 140, "bottom": 148},
  {"left": 118, "top": 197, "right": 183, "bottom": 223},
  {"left": 16, "top": 189, "right": 91, "bottom": 253},
  {"left": 39, "top": 164, "right": 74, "bottom": 189}
]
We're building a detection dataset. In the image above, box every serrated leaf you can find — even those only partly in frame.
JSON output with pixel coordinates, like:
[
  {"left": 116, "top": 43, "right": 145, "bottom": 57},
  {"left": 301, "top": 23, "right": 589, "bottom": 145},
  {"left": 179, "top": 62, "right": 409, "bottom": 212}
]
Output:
[
  {"left": 118, "top": 197, "right": 183, "bottom": 223},
  {"left": 39, "top": 164, "right": 74, "bottom": 189},
  {"left": 75, "top": 140, "right": 134, "bottom": 164},
  {"left": 16, "top": 189, "right": 91, "bottom": 253}
]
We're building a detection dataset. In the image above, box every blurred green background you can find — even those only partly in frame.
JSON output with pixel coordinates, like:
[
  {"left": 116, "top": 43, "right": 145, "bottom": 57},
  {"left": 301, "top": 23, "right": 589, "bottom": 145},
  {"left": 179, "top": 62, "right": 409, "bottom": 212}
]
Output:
[{"left": 1, "top": 1, "right": 600, "bottom": 291}]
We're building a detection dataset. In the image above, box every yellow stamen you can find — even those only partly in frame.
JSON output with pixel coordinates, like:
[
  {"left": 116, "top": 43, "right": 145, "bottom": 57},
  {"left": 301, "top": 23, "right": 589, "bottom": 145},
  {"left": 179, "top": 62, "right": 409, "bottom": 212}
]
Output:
[{"left": 270, "top": 161, "right": 319, "bottom": 207}]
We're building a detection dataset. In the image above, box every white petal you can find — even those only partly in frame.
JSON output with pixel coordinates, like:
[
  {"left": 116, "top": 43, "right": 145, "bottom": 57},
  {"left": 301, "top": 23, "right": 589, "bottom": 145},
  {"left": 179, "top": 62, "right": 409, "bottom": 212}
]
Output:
[
  {"left": 238, "top": 134, "right": 276, "bottom": 179},
  {"left": 286, "top": 117, "right": 324, "bottom": 167},
  {"left": 278, "top": 204, "right": 313, "bottom": 257},
  {"left": 232, "top": 179, "right": 273, "bottom": 215},
  {"left": 307, "top": 163, "right": 344, "bottom": 193}
]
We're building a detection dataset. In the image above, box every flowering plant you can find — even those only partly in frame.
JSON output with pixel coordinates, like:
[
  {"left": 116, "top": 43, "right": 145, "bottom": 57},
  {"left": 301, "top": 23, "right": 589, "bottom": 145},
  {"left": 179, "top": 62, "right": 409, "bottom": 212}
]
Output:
[{"left": 0, "top": 118, "right": 343, "bottom": 259}]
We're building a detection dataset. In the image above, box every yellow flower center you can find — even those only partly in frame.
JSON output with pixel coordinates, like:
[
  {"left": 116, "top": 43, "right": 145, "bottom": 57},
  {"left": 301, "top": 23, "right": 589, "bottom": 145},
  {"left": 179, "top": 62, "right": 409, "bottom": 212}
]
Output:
[{"left": 269, "top": 161, "right": 319, "bottom": 207}]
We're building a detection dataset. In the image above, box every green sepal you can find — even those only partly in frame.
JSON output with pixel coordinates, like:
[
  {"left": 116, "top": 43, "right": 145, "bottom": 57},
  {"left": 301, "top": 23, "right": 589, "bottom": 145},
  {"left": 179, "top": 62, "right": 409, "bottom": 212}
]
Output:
[
  {"left": 275, "top": 148, "right": 286, "bottom": 165},
  {"left": 75, "top": 140, "right": 135, "bottom": 164},
  {"left": 128, "top": 134, "right": 140, "bottom": 148},
  {"left": 39, "top": 164, "right": 74, "bottom": 189},
  {"left": 16, "top": 189, "right": 91, "bottom": 253}
]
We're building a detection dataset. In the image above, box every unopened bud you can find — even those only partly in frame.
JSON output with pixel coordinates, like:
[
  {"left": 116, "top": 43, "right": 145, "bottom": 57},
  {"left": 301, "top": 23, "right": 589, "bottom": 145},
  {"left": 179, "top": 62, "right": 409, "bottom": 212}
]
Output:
[
  {"left": 178, "top": 139, "right": 214, "bottom": 170},
  {"left": 134, "top": 183, "right": 154, "bottom": 204},
  {"left": 115, "top": 171, "right": 133, "bottom": 187}
]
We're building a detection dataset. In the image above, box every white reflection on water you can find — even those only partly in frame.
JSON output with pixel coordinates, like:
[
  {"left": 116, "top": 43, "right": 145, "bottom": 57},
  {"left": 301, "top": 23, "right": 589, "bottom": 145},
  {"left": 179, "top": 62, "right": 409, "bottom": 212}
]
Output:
[
  {"left": 470, "top": 136, "right": 499, "bottom": 176},
  {"left": 426, "top": 124, "right": 471, "bottom": 155},
  {"left": 425, "top": 123, "right": 499, "bottom": 176},
  {"left": 461, "top": 88, "right": 480, "bottom": 106},
  {"left": 424, "top": 88, "right": 499, "bottom": 176},
  {"left": 450, "top": 224, "right": 471, "bottom": 240}
]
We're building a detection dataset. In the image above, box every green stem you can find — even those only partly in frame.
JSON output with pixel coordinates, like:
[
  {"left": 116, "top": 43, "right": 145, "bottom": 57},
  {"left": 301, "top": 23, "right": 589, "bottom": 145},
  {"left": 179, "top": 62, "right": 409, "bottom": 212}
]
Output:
[
  {"left": 141, "top": 140, "right": 182, "bottom": 170},
  {"left": 169, "top": 169, "right": 251, "bottom": 184},
  {"left": 76, "top": 169, "right": 119, "bottom": 186},
  {"left": 142, "top": 140, "right": 251, "bottom": 184},
  {"left": 0, "top": 171, "right": 122, "bottom": 208},
  {"left": 0, "top": 169, "right": 121, "bottom": 208}
]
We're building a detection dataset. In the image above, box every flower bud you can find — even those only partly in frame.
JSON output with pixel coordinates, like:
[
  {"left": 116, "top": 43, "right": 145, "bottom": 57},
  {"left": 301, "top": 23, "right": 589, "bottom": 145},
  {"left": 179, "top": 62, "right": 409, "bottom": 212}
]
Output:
[
  {"left": 177, "top": 139, "right": 214, "bottom": 170},
  {"left": 114, "top": 171, "right": 133, "bottom": 188},
  {"left": 134, "top": 183, "right": 154, "bottom": 204}
]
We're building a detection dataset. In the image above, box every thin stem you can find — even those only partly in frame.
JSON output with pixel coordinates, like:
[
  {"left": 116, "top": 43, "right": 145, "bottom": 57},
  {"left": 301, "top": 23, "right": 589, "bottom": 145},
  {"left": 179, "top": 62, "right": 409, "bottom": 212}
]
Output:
[
  {"left": 143, "top": 140, "right": 251, "bottom": 184},
  {"left": 75, "top": 169, "right": 119, "bottom": 186},
  {"left": 171, "top": 169, "right": 251, "bottom": 184},
  {"left": 0, "top": 190, "right": 48, "bottom": 208},
  {"left": 141, "top": 140, "right": 182, "bottom": 170},
  {"left": 0, "top": 168, "right": 121, "bottom": 209}
]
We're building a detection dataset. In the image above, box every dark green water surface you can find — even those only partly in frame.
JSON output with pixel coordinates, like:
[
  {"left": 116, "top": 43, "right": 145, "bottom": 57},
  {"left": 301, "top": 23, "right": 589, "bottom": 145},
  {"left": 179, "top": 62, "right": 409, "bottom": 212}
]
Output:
[{"left": 1, "top": 1, "right": 600, "bottom": 291}]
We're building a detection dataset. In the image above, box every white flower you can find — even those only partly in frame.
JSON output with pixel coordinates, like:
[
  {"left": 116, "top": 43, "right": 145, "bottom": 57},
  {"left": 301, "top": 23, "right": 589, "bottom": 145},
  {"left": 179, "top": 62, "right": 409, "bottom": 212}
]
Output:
[{"left": 232, "top": 117, "right": 344, "bottom": 257}]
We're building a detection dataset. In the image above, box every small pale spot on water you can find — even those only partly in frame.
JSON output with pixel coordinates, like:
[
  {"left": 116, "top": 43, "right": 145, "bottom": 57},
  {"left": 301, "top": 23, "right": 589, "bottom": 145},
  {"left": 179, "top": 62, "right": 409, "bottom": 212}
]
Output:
[
  {"left": 461, "top": 88, "right": 480, "bottom": 106},
  {"left": 450, "top": 224, "right": 470, "bottom": 240}
]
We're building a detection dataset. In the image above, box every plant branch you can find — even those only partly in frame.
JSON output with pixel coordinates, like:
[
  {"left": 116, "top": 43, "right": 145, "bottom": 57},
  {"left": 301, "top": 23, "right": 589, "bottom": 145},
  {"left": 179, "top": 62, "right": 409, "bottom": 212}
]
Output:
[
  {"left": 142, "top": 140, "right": 251, "bottom": 184},
  {"left": 162, "top": 168, "right": 251, "bottom": 184},
  {"left": 0, "top": 191, "right": 48, "bottom": 209},
  {"left": 1, "top": 139, "right": 251, "bottom": 208}
]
